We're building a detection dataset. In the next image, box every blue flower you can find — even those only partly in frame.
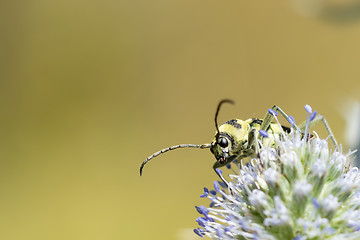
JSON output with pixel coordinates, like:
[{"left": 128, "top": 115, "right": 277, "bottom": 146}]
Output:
[{"left": 194, "top": 106, "right": 360, "bottom": 239}]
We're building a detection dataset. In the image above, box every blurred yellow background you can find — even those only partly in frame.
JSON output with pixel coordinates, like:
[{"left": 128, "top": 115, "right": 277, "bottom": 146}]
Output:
[{"left": 1, "top": 0, "right": 360, "bottom": 239}]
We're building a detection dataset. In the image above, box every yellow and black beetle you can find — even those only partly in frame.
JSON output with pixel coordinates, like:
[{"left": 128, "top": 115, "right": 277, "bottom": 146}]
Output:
[{"left": 140, "top": 100, "right": 337, "bottom": 185}]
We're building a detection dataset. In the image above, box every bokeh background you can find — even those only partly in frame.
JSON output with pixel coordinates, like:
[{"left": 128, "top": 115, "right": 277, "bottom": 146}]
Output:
[{"left": 2, "top": 0, "right": 360, "bottom": 239}]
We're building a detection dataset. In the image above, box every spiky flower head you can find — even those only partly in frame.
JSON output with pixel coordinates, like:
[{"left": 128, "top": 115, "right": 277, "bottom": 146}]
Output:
[{"left": 194, "top": 106, "right": 359, "bottom": 239}]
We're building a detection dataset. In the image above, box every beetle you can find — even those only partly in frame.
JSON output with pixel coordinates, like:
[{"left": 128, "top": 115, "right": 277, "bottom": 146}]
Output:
[{"left": 140, "top": 100, "right": 337, "bottom": 185}]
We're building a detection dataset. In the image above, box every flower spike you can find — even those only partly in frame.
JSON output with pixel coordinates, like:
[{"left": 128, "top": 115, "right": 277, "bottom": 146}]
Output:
[{"left": 195, "top": 111, "right": 357, "bottom": 239}]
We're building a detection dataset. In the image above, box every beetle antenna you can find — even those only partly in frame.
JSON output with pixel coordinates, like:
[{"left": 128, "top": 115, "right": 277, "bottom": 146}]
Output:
[
  {"left": 215, "top": 99, "right": 235, "bottom": 137},
  {"left": 140, "top": 143, "right": 211, "bottom": 176}
]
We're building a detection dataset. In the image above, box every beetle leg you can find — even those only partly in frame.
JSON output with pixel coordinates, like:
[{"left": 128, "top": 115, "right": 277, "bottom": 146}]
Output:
[
  {"left": 247, "top": 128, "right": 260, "bottom": 155},
  {"left": 261, "top": 105, "right": 301, "bottom": 132},
  {"left": 298, "top": 114, "right": 338, "bottom": 148}
]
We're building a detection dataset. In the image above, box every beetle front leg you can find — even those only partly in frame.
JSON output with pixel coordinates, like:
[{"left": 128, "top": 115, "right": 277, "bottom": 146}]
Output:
[
  {"left": 212, "top": 154, "right": 245, "bottom": 188},
  {"left": 213, "top": 160, "right": 232, "bottom": 188}
]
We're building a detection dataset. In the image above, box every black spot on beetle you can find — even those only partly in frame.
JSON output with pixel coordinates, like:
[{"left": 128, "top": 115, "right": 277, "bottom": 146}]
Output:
[
  {"left": 250, "top": 118, "right": 263, "bottom": 126},
  {"left": 281, "top": 126, "right": 291, "bottom": 133},
  {"left": 225, "top": 119, "right": 242, "bottom": 129}
]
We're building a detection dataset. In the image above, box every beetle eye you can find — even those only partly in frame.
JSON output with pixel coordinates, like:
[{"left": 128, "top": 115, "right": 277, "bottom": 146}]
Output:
[{"left": 218, "top": 137, "right": 228, "bottom": 148}]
